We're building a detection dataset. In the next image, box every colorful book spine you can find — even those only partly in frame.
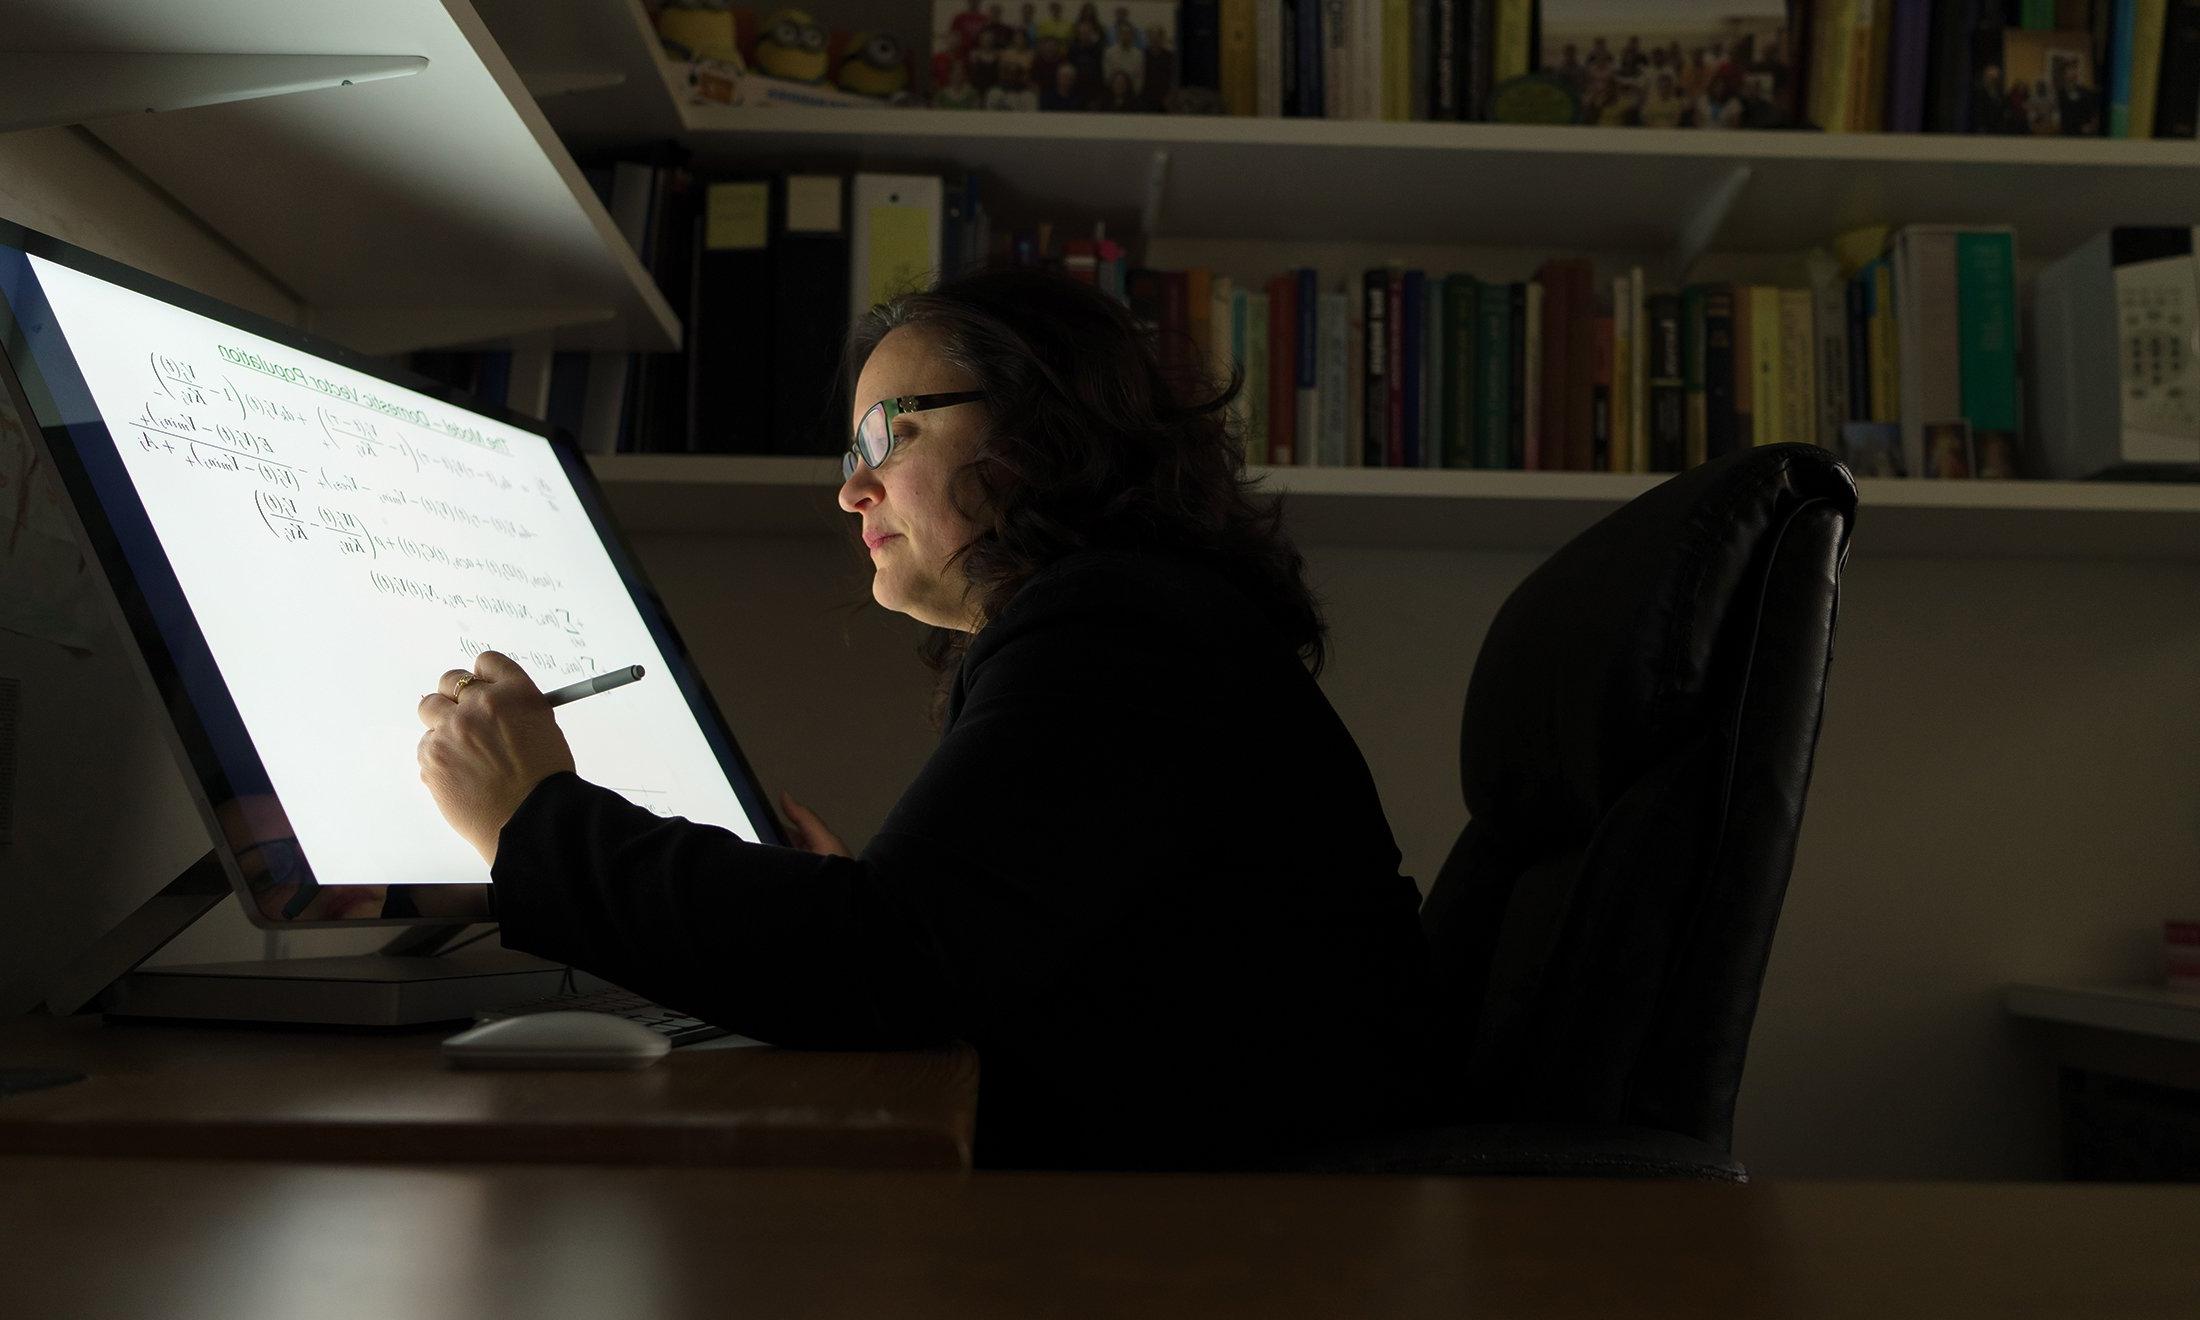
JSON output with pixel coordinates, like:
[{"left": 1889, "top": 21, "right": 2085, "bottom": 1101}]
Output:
[
  {"left": 1323, "top": 0, "right": 1353, "bottom": 119},
  {"left": 1750, "top": 285, "right": 1785, "bottom": 444},
  {"left": 1610, "top": 272, "right": 1632, "bottom": 472},
  {"left": 1296, "top": 0, "right": 1325, "bottom": 117},
  {"left": 1506, "top": 282, "right": 1527, "bottom": 468},
  {"left": 1383, "top": 0, "right": 1412, "bottom": 120},
  {"left": 1266, "top": 273, "right": 1297, "bottom": 464},
  {"left": 1442, "top": 274, "right": 1476, "bottom": 467},
  {"left": 1362, "top": 268, "right": 1389, "bottom": 465},
  {"left": 1431, "top": 0, "right": 1459, "bottom": 120},
  {"left": 1627, "top": 265, "right": 1648, "bottom": 472},
  {"left": 1895, "top": 227, "right": 1962, "bottom": 479},
  {"left": 1475, "top": 280, "right": 1511, "bottom": 468},
  {"left": 1243, "top": 289, "right": 1267, "bottom": 465},
  {"left": 1386, "top": 267, "right": 1407, "bottom": 465},
  {"left": 1805, "top": 249, "right": 1850, "bottom": 452},
  {"left": 1810, "top": 0, "right": 1858, "bottom": 130},
  {"left": 1422, "top": 276, "right": 1442, "bottom": 467},
  {"left": 1681, "top": 284, "right": 1708, "bottom": 469},
  {"left": 1399, "top": 268, "right": 1424, "bottom": 467},
  {"left": 1886, "top": 0, "right": 1932, "bottom": 131},
  {"left": 1648, "top": 292, "right": 1685, "bottom": 471},
  {"left": 1592, "top": 311, "right": 1613, "bottom": 472},
  {"left": 1296, "top": 267, "right": 1320, "bottom": 462},
  {"left": 2158, "top": 0, "right": 2200, "bottom": 136},
  {"left": 2111, "top": 0, "right": 2140, "bottom": 135},
  {"left": 1208, "top": 274, "right": 1235, "bottom": 400},
  {"left": 1221, "top": 0, "right": 1257, "bottom": 117},
  {"left": 1732, "top": 283, "right": 1757, "bottom": 447},
  {"left": 1521, "top": 279, "right": 1543, "bottom": 469},
  {"left": 1319, "top": 289, "right": 1351, "bottom": 466},
  {"left": 1779, "top": 288, "right": 1817, "bottom": 451},
  {"left": 1871, "top": 259, "right": 1900, "bottom": 424},
  {"left": 1563, "top": 262, "right": 1594, "bottom": 471},
  {"left": 1845, "top": 269, "right": 1872, "bottom": 422},
  {"left": 1492, "top": 0, "right": 1532, "bottom": 85},
  {"left": 1702, "top": 286, "right": 1739, "bottom": 461},
  {"left": 1533, "top": 261, "right": 1566, "bottom": 470},
  {"left": 1956, "top": 229, "right": 2021, "bottom": 468},
  {"left": 2133, "top": 0, "right": 2171, "bottom": 137}
]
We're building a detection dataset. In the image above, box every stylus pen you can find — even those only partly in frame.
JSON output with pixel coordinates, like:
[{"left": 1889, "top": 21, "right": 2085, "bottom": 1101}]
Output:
[{"left": 543, "top": 664, "right": 646, "bottom": 707}]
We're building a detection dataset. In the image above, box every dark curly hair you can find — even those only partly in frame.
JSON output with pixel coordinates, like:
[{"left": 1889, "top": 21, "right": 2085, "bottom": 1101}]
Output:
[{"left": 840, "top": 265, "right": 1327, "bottom": 728}]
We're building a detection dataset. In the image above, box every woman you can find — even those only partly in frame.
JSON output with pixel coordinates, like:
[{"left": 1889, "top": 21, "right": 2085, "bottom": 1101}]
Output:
[{"left": 415, "top": 268, "right": 1435, "bottom": 1172}]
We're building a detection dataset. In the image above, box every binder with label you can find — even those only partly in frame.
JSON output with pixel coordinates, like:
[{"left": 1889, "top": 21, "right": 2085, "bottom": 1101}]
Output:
[
  {"left": 687, "top": 175, "right": 776, "bottom": 454},
  {"left": 772, "top": 173, "right": 852, "bottom": 456}
]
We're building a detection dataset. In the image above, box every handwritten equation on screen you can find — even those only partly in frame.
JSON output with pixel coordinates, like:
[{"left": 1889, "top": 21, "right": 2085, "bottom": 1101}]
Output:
[{"left": 125, "top": 347, "right": 609, "bottom": 684}]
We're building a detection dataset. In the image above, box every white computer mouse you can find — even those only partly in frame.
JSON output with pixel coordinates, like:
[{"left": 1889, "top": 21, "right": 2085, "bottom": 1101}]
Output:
[{"left": 440, "top": 1010, "right": 670, "bottom": 1070}]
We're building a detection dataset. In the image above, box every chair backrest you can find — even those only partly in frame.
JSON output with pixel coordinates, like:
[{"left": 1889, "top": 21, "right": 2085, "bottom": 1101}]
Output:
[{"left": 1418, "top": 443, "right": 1857, "bottom": 1154}]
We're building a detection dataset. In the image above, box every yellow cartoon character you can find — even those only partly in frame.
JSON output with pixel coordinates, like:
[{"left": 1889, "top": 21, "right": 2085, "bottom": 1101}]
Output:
[
  {"left": 654, "top": 0, "right": 739, "bottom": 64},
  {"left": 833, "top": 31, "right": 911, "bottom": 100},
  {"left": 754, "top": 8, "right": 830, "bottom": 83}
]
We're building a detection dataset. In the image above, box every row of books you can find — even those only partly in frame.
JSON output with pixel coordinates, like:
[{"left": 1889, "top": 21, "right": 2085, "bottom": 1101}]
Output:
[
  {"left": 408, "top": 155, "right": 2023, "bottom": 480},
  {"left": 1101, "top": 1, "right": 2196, "bottom": 135},
  {"left": 1134, "top": 225, "right": 2020, "bottom": 479}
]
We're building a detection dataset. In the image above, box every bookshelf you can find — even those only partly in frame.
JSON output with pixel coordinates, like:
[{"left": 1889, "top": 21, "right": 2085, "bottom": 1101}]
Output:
[
  {"left": 11, "top": 0, "right": 677, "bottom": 356},
  {"left": 475, "top": 0, "right": 2200, "bottom": 560},
  {"left": 505, "top": 2, "right": 2200, "bottom": 264},
  {"left": 585, "top": 453, "right": 2200, "bottom": 561}
]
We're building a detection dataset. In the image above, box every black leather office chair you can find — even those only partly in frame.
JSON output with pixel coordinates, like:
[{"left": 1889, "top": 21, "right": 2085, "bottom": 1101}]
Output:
[{"left": 1303, "top": 442, "right": 1857, "bottom": 1181}]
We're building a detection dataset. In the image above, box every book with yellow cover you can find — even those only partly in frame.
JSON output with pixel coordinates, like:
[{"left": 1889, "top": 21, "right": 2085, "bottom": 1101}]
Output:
[{"left": 1749, "top": 285, "right": 1784, "bottom": 444}]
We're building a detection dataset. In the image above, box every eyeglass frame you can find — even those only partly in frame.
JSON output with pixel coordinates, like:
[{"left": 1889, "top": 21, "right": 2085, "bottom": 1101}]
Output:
[{"left": 842, "top": 391, "right": 986, "bottom": 481}]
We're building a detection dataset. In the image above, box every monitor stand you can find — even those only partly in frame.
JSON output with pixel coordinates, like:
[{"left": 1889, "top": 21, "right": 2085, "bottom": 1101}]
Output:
[{"left": 39, "top": 850, "right": 588, "bottom": 1027}]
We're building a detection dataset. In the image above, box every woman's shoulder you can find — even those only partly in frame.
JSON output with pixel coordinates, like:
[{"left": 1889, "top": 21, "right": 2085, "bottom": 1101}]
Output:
[{"left": 975, "top": 546, "right": 1271, "bottom": 652}]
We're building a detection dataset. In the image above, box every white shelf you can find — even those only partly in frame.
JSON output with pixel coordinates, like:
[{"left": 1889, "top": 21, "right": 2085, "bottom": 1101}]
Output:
[
  {"left": 496, "top": 0, "right": 2200, "bottom": 265},
  {"left": 582, "top": 454, "right": 2200, "bottom": 560},
  {"left": 2006, "top": 983, "right": 2200, "bottom": 1045},
  {"left": 10, "top": 0, "right": 678, "bottom": 357}
]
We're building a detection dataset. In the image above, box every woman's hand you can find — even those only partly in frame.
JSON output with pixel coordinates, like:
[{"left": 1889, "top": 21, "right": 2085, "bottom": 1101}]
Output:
[
  {"left": 779, "top": 790, "right": 853, "bottom": 858},
  {"left": 416, "top": 651, "right": 576, "bottom": 865}
]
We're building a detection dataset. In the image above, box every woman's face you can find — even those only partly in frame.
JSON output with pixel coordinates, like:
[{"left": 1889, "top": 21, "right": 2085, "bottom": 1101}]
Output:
[{"left": 838, "top": 326, "right": 989, "bottom": 631}]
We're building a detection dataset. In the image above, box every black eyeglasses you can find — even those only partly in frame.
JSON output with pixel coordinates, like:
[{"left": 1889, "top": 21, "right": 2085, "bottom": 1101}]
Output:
[{"left": 843, "top": 391, "right": 985, "bottom": 481}]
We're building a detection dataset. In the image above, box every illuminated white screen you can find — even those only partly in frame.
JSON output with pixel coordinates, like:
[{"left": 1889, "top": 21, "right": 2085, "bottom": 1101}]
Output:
[{"left": 31, "top": 253, "right": 757, "bottom": 887}]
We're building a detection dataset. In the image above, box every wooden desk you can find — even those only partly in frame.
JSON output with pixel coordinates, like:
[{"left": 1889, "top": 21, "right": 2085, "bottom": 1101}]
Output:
[
  {"left": 0, "top": 1013, "right": 978, "bottom": 1169},
  {"left": 2, "top": 1157, "right": 2196, "bottom": 1319}
]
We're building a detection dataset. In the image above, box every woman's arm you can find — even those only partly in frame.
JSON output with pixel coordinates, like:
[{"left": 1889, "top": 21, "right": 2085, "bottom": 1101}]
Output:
[{"left": 490, "top": 774, "right": 959, "bottom": 1048}]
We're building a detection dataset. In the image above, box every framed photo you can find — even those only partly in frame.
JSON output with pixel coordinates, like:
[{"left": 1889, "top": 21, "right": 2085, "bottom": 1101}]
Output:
[
  {"left": 1537, "top": 2, "right": 1796, "bottom": 128},
  {"left": 933, "top": 0, "right": 1178, "bottom": 112},
  {"left": 1838, "top": 421, "right": 1905, "bottom": 477},
  {"left": 1974, "top": 27, "right": 2102, "bottom": 136},
  {"left": 1923, "top": 419, "right": 1975, "bottom": 479}
]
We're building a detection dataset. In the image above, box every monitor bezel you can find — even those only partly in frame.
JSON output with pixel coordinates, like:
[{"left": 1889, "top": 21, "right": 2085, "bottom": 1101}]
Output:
[{"left": 0, "top": 218, "right": 789, "bottom": 929}]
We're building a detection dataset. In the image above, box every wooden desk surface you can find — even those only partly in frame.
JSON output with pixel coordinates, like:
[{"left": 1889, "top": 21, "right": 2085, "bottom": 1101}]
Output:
[
  {"left": 0, "top": 1013, "right": 977, "bottom": 1169},
  {"left": 2, "top": 1157, "right": 2196, "bottom": 1319}
]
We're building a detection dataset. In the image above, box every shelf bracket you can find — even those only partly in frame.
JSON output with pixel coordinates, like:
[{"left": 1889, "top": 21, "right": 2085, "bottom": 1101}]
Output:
[
  {"left": 0, "top": 52, "right": 429, "bottom": 135},
  {"left": 1141, "top": 148, "right": 1171, "bottom": 241},
  {"left": 1672, "top": 164, "right": 1753, "bottom": 283}
]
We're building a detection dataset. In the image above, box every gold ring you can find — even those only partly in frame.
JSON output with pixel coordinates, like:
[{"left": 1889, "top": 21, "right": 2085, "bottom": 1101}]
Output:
[{"left": 452, "top": 673, "right": 479, "bottom": 696}]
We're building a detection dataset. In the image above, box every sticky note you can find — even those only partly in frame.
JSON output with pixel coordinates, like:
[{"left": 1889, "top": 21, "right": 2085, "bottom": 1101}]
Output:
[
  {"left": 867, "top": 206, "right": 932, "bottom": 310},
  {"left": 704, "top": 182, "right": 768, "bottom": 251},
  {"left": 785, "top": 176, "right": 843, "bottom": 234}
]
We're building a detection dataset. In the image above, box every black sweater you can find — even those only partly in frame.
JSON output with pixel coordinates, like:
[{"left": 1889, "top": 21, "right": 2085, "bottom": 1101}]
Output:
[{"left": 489, "top": 546, "right": 1435, "bottom": 1170}]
